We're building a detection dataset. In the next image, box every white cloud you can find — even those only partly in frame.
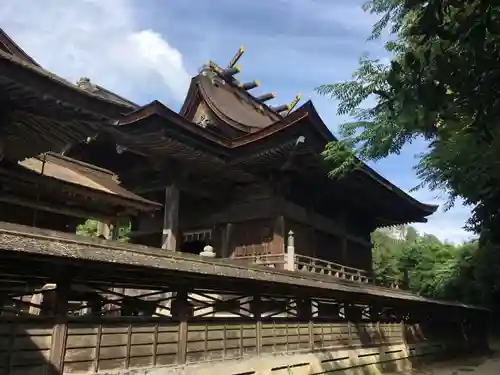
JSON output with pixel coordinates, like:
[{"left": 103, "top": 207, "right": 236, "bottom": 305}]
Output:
[
  {"left": 0, "top": 0, "right": 473, "bottom": 244},
  {"left": 0, "top": 0, "right": 191, "bottom": 103}
]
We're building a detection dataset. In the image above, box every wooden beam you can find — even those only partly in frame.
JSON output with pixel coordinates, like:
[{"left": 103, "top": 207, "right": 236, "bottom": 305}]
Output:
[
  {"left": 282, "top": 199, "right": 371, "bottom": 248},
  {"left": 183, "top": 198, "right": 276, "bottom": 228},
  {"left": 0, "top": 193, "right": 120, "bottom": 222},
  {"left": 221, "top": 223, "right": 233, "bottom": 258},
  {"left": 271, "top": 215, "right": 285, "bottom": 254},
  {"left": 161, "top": 185, "right": 179, "bottom": 251}
]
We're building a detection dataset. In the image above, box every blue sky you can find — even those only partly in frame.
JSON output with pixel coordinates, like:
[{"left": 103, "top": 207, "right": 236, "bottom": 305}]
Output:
[{"left": 0, "top": 0, "right": 473, "bottom": 242}]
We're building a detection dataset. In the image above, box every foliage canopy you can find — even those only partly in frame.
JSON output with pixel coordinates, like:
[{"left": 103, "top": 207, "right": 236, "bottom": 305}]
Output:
[
  {"left": 372, "top": 226, "right": 500, "bottom": 316},
  {"left": 317, "top": 0, "right": 500, "bottom": 237}
]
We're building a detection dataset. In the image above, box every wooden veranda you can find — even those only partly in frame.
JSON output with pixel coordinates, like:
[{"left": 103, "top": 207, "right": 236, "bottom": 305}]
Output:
[{"left": 0, "top": 222, "right": 490, "bottom": 375}]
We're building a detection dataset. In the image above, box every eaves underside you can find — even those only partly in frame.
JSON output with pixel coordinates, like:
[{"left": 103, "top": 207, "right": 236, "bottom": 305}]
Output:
[
  {"left": 116, "top": 99, "right": 436, "bottom": 216},
  {"left": 0, "top": 35, "right": 436, "bottom": 218}
]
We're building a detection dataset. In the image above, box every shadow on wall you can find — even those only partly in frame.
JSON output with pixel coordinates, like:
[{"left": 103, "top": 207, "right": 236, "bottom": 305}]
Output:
[
  {"left": 1, "top": 318, "right": 60, "bottom": 375},
  {"left": 310, "top": 323, "right": 408, "bottom": 375},
  {"left": 309, "top": 322, "right": 488, "bottom": 375}
]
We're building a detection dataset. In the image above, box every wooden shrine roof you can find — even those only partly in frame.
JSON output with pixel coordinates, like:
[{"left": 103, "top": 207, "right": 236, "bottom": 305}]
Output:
[
  {"left": 180, "top": 60, "right": 283, "bottom": 133},
  {"left": 0, "top": 153, "right": 160, "bottom": 216},
  {"left": 111, "top": 100, "right": 437, "bottom": 222},
  {"left": 16, "top": 152, "right": 160, "bottom": 211},
  {"left": 0, "top": 221, "right": 487, "bottom": 311},
  {"left": 0, "top": 30, "right": 436, "bottom": 223},
  {"left": 76, "top": 77, "right": 140, "bottom": 109},
  {"left": 195, "top": 73, "right": 281, "bottom": 130},
  {"left": 0, "top": 47, "right": 133, "bottom": 161},
  {"left": 0, "top": 49, "right": 130, "bottom": 117},
  {"left": 0, "top": 28, "right": 40, "bottom": 67}
]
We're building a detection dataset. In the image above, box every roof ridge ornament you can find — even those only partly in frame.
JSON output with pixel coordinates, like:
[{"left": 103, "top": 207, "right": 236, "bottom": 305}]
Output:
[
  {"left": 284, "top": 93, "right": 302, "bottom": 116},
  {"left": 227, "top": 45, "right": 244, "bottom": 69},
  {"left": 271, "top": 93, "right": 301, "bottom": 117},
  {"left": 76, "top": 76, "right": 98, "bottom": 93}
]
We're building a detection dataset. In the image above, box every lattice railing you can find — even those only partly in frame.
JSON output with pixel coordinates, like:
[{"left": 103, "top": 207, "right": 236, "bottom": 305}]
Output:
[
  {"left": 293, "top": 254, "right": 374, "bottom": 284},
  {"left": 230, "top": 253, "right": 287, "bottom": 269},
  {"left": 378, "top": 275, "right": 403, "bottom": 290},
  {"left": 229, "top": 252, "right": 403, "bottom": 289}
]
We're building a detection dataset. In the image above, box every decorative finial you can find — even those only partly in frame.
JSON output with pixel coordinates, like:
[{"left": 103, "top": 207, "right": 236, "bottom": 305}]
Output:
[
  {"left": 227, "top": 45, "right": 245, "bottom": 69},
  {"left": 199, "top": 244, "right": 216, "bottom": 258},
  {"left": 77, "top": 77, "right": 91, "bottom": 86},
  {"left": 284, "top": 93, "right": 302, "bottom": 116},
  {"left": 239, "top": 80, "right": 260, "bottom": 90},
  {"left": 257, "top": 92, "right": 276, "bottom": 102},
  {"left": 271, "top": 103, "right": 290, "bottom": 113},
  {"left": 76, "top": 77, "right": 96, "bottom": 92},
  {"left": 221, "top": 64, "right": 240, "bottom": 77}
]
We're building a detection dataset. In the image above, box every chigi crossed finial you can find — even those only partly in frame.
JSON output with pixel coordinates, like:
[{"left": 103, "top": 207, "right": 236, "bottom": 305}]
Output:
[{"left": 202, "top": 45, "right": 301, "bottom": 118}]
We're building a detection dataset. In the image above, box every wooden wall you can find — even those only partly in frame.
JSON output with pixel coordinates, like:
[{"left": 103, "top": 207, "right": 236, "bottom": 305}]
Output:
[
  {"left": 0, "top": 317, "right": 483, "bottom": 375},
  {"left": 347, "top": 240, "right": 373, "bottom": 272},
  {"left": 230, "top": 219, "right": 273, "bottom": 257},
  {"left": 0, "top": 321, "right": 53, "bottom": 375},
  {"left": 314, "top": 230, "right": 344, "bottom": 264}
]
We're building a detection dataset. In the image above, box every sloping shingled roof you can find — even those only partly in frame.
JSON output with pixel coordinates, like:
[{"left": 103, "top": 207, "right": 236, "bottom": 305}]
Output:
[
  {"left": 76, "top": 77, "right": 140, "bottom": 109},
  {"left": 17, "top": 152, "right": 160, "bottom": 209},
  {"left": 0, "top": 28, "right": 40, "bottom": 67},
  {"left": 197, "top": 74, "right": 281, "bottom": 130},
  {"left": 0, "top": 221, "right": 487, "bottom": 311}
]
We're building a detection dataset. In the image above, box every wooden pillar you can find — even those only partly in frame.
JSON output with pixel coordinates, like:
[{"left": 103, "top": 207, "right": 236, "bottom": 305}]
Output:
[
  {"left": 172, "top": 291, "right": 191, "bottom": 364},
  {"left": 110, "top": 221, "right": 120, "bottom": 241},
  {"left": 221, "top": 223, "right": 233, "bottom": 258},
  {"left": 272, "top": 215, "right": 285, "bottom": 254},
  {"left": 48, "top": 281, "right": 69, "bottom": 375},
  {"left": 97, "top": 221, "right": 111, "bottom": 239},
  {"left": 161, "top": 185, "right": 180, "bottom": 251}
]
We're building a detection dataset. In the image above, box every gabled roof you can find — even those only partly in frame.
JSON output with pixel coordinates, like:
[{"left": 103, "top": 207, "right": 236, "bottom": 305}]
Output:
[
  {"left": 181, "top": 73, "right": 281, "bottom": 132},
  {"left": 7, "top": 152, "right": 160, "bottom": 214},
  {"left": 0, "top": 37, "right": 133, "bottom": 117},
  {"left": 180, "top": 59, "right": 296, "bottom": 135},
  {"left": 0, "top": 47, "right": 134, "bottom": 161},
  {"left": 76, "top": 77, "right": 140, "bottom": 109},
  {"left": 109, "top": 99, "right": 437, "bottom": 222}
]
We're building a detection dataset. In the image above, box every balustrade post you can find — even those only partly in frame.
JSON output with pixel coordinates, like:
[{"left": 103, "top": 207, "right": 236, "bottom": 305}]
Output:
[
  {"left": 286, "top": 230, "right": 295, "bottom": 271},
  {"left": 197, "top": 245, "right": 217, "bottom": 316},
  {"left": 199, "top": 245, "right": 216, "bottom": 258}
]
